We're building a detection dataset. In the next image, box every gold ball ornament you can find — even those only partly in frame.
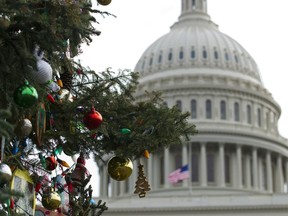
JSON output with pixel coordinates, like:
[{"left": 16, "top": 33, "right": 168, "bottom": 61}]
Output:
[
  {"left": 41, "top": 190, "right": 61, "bottom": 210},
  {"left": 107, "top": 156, "right": 133, "bottom": 181},
  {"left": 97, "top": 0, "right": 111, "bottom": 6}
]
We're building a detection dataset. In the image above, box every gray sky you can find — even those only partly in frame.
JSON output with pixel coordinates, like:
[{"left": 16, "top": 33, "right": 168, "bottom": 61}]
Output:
[
  {"left": 80, "top": 0, "right": 288, "bottom": 138},
  {"left": 77, "top": 0, "right": 288, "bottom": 196}
]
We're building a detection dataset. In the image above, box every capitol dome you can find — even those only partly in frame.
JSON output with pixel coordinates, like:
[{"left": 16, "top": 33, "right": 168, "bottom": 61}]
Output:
[
  {"left": 135, "top": 0, "right": 261, "bottom": 85},
  {"left": 98, "top": 1, "right": 288, "bottom": 215}
]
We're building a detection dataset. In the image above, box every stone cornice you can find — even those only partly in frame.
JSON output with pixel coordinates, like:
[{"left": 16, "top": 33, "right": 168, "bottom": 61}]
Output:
[
  {"left": 101, "top": 194, "right": 288, "bottom": 213},
  {"left": 187, "top": 124, "right": 288, "bottom": 150},
  {"left": 135, "top": 73, "right": 280, "bottom": 114}
]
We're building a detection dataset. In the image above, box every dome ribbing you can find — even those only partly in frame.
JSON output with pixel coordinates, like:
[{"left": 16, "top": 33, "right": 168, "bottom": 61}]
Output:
[{"left": 134, "top": 0, "right": 262, "bottom": 85}]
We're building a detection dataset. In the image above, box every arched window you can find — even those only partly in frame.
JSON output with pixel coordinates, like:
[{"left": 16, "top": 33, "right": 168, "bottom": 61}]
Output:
[
  {"left": 225, "top": 52, "right": 229, "bottom": 61},
  {"left": 234, "top": 54, "right": 239, "bottom": 63},
  {"left": 191, "top": 47, "right": 196, "bottom": 59},
  {"left": 203, "top": 47, "right": 207, "bottom": 59},
  {"left": 257, "top": 108, "right": 261, "bottom": 127},
  {"left": 214, "top": 47, "right": 218, "bottom": 60},
  {"left": 179, "top": 49, "right": 184, "bottom": 60},
  {"left": 234, "top": 102, "right": 240, "bottom": 121},
  {"left": 191, "top": 99, "right": 197, "bottom": 119},
  {"left": 220, "top": 100, "right": 226, "bottom": 120},
  {"left": 168, "top": 50, "right": 173, "bottom": 61},
  {"left": 207, "top": 153, "right": 215, "bottom": 182},
  {"left": 214, "top": 51, "right": 218, "bottom": 59},
  {"left": 191, "top": 153, "right": 199, "bottom": 182},
  {"left": 149, "top": 57, "right": 153, "bottom": 66},
  {"left": 176, "top": 100, "right": 182, "bottom": 111},
  {"left": 247, "top": 105, "right": 252, "bottom": 124},
  {"left": 158, "top": 54, "right": 162, "bottom": 63},
  {"left": 206, "top": 99, "right": 212, "bottom": 119},
  {"left": 192, "top": 0, "right": 196, "bottom": 7}
]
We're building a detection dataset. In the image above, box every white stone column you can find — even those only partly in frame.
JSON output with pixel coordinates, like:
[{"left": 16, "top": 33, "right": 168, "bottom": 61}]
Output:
[
  {"left": 102, "top": 166, "right": 108, "bottom": 197},
  {"left": 244, "top": 155, "right": 251, "bottom": 189},
  {"left": 182, "top": 143, "right": 188, "bottom": 187},
  {"left": 112, "top": 177, "right": 117, "bottom": 197},
  {"left": 132, "top": 160, "right": 138, "bottom": 192},
  {"left": 128, "top": 165, "right": 134, "bottom": 194},
  {"left": 252, "top": 147, "right": 258, "bottom": 190},
  {"left": 164, "top": 148, "right": 170, "bottom": 188},
  {"left": 218, "top": 143, "right": 225, "bottom": 187},
  {"left": 99, "top": 166, "right": 104, "bottom": 196},
  {"left": 119, "top": 181, "right": 125, "bottom": 195},
  {"left": 236, "top": 145, "right": 243, "bottom": 189},
  {"left": 286, "top": 160, "right": 288, "bottom": 193},
  {"left": 258, "top": 158, "right": 263, "bottom": 190},
  {"left": 266, "top": 151, "right": 273, "bottom": 193},
  {"left": 276, "top": 155, "right": 284, "bottom": 193},
  {"left": 148, "top": 153, "right": 153, "bottom": 190},
  {"left": 200, "top": 142, "right": 207, "bottom": 186}
]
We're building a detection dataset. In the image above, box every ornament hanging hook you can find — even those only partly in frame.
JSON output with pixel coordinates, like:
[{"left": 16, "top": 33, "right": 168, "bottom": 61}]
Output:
[
  {"left": 0, "top": 118, "right": 6, "bottom": 162},
  {"left": 0, "top": 135, "right": 5, "bottom": 163}
]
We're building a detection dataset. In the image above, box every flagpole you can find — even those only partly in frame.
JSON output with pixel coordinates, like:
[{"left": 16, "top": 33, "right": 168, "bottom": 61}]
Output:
[{"left": 188, "top": 142, "right": 193, "bottom": 195}]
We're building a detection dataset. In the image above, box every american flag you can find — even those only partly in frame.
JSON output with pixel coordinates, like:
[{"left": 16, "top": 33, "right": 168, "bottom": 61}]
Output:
[{"left": 168, "top": 164, "right": 190, "bottom": 184}]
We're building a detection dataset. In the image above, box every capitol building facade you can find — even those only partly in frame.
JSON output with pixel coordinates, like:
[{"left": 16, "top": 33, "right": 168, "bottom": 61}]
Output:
[{"left": 97, "top": 0, "right": 288, "bottom": 215}]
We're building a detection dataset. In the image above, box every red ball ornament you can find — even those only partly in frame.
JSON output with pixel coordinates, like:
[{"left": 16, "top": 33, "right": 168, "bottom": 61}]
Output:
[
  {"left": 83, "top": 107, "right": 103, "bottom": 130},
  {"left": 45, "top": 155, "right": 58, "bottom": 171}
]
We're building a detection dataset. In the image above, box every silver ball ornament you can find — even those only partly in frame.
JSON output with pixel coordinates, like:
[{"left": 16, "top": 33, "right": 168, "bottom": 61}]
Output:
[
  {"left": 0, "top": 163, "right": 12, "bottom": 186},
  {"left": 15, "top": 118, "right": 32, "bottom": 138}
]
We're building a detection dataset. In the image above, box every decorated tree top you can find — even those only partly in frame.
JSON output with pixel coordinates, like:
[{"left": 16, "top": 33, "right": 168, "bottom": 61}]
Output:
[{"left": 0, "top": 0, "right": 197, "bottom": 215}]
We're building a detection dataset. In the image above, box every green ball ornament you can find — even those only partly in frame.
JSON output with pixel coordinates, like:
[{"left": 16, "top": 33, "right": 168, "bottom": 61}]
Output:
[{"left": 13, "top": 81, "right": 38, "bottom": 108}]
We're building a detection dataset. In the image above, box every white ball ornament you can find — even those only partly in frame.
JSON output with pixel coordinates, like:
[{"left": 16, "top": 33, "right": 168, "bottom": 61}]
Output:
[{"left": 30, "top": 46, "right": 53, "bottom": 84}]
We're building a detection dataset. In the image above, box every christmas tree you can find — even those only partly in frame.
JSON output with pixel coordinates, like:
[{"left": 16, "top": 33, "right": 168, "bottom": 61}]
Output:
[{"left": 0, "top": 0, "right": 197, "bottom": 215}]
